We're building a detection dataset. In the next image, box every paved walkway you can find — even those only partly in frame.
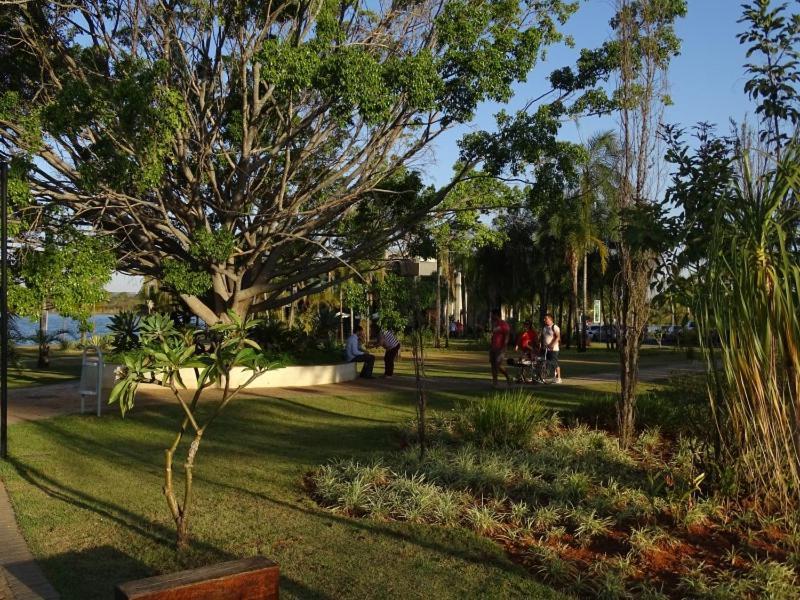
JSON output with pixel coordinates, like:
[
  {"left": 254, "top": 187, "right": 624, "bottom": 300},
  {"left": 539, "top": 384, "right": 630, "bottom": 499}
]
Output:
[{"left": 0, "top": 482, "right": 59, "bottom": 600}]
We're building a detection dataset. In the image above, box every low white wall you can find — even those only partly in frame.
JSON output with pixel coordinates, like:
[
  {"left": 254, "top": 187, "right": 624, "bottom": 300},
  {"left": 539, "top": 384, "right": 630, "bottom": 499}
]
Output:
[{"left": 100, "top": 362, "right": 358, "bottom": 391}]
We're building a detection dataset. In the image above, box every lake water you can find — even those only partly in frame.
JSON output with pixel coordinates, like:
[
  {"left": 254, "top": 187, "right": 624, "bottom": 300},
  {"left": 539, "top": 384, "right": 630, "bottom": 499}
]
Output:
[{"left": 11, "top": 313, "right": 114, "bottom": 342}]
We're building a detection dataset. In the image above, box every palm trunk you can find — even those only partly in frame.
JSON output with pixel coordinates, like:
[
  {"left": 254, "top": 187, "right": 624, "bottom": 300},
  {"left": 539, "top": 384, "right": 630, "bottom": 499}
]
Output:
[
  {"left": 435, "top": 265, "right": 442, "bottom": 348},
  {"left": 580, "top": 252, "right": 589, "bottom": 352},
  {"left": 444, "top": 272, "right": 450, "bottom": 349},
  {"left": 570, "top": 254, "right": 579, "bottom": 350}
]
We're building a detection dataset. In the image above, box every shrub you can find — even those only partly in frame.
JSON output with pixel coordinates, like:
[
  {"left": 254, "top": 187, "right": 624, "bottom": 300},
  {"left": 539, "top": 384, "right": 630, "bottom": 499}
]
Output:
[
  {"left": 107, "top": 310, "right": 141, "bottom": 352},
  {"left": 572, "top": 375, "right": 712, "bottom": 440},
  {"left": 457, "top": 389, "right": 547, "bottom": 448}
]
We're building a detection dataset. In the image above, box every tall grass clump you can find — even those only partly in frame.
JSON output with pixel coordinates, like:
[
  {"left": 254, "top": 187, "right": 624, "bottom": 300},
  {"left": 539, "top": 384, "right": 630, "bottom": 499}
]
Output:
[
  {"left": 457, "top": 389, "right": 547, "bottom": 448},
  {"left": 700, "top": 142, "right": 800, "bottom": 511}
]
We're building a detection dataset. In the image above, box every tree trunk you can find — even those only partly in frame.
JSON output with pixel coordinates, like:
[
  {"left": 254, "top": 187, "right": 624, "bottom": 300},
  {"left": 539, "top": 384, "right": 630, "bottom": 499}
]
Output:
[
  {"left": 339, "top": 288, "right": 344, "bottom": 345},
  {"left": 570, "top": 254, "right": 579, "bottom": 351},
  {"left": 435, "top": 265, "right": 442, "bottom": 348},
  {"left": 615, "top": 250, "right": 650, "bottom": 448},
  {"left": 539, "top": 288, "right": 548, "bottom": 327},
  {"left": 37, "top": 303, "right": 49, "bottom": 369},
  {"left": 444, "top": 272, "right": 450, "bottom": 349},
  {"left": 580, "top": 252, "right": 589, "bottom": 352},
  {"left": 411, "top": 277, "right": 427, "bottom": 460}
]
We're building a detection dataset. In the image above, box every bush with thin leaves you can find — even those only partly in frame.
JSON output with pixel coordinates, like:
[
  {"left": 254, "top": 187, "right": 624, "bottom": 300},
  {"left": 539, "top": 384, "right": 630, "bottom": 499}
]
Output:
[
  {"left": 698, "top": 143, "right": 800, "bottom": 511},
  {"left": 457, "top": 389, "right": 548, "bottom": 448}
]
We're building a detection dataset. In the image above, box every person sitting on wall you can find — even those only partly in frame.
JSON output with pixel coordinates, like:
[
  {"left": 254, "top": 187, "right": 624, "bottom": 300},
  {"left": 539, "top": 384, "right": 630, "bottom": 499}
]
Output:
[{"left": 345, "top": 325, "right": 375, "bottom": 379}]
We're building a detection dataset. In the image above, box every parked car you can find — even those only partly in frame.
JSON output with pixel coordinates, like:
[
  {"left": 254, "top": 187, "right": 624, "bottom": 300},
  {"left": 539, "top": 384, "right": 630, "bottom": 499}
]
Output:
[
  {"left": 590, "top": 324, "right": 617, "bottom": 343},
  {"left": 661, "top": 325, "right": 682, "bottom": 344},
  {"left": 587, "top": 325, "right": 603, "bottom": 341},
  {"left": 644, "top": 325, "right": 662, "bottom": 344}
]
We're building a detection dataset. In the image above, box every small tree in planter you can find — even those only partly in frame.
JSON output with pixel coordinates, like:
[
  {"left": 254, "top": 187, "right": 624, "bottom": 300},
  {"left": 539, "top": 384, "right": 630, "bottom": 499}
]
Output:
[{"left": 110, "top": 311, "right": 274, "bottom": 550}]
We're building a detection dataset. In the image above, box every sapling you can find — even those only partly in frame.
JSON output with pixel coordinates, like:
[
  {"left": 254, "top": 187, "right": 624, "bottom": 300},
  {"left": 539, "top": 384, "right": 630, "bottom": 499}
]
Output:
[{"left": 110, "top": 311, "right": 274, "bottom": 550}]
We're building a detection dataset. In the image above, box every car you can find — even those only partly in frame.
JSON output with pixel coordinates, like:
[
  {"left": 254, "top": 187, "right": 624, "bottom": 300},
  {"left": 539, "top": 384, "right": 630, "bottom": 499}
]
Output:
[
  {"left": 587, "top": 325, "right": 603, "bottom": 340},
  {"left": 661, "top": 325, "right": 682, "bottom": 344},
  {"left": 644, "top": 325, "right": 662, "bottom": 344}
]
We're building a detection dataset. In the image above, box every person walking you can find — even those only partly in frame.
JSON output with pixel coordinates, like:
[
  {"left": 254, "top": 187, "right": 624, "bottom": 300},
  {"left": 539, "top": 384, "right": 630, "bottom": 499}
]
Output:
[
  {"left": 378, "top": 327, "right": 401, "bottom": 377},
  {"left": 345, "top": 325, "right": 375, "bottom": 379},
  {"left": 542, "top": 313, "right": 562, "bottom": 383},
  {"left": 489, "top": 308, "right": 511, "bottom": 387}
]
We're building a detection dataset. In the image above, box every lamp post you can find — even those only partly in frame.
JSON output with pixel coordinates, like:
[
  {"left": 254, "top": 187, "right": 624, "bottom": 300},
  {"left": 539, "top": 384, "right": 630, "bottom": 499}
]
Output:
[{"left": 1, "top": 160, "right": 8, "bottom": 459}]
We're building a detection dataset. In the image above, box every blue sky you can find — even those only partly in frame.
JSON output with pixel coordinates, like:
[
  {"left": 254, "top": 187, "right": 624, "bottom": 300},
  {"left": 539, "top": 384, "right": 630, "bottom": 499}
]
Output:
[
  {"left": 107, "top": 0, "right": 755, "bottom": 292},
  {"left": 420, "top": 0, "right": 756, "bottom": 188}
]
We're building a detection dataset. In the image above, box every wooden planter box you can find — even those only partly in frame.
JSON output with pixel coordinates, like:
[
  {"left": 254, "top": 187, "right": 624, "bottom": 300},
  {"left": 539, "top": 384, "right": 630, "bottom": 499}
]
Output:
[{"left": 115, "top": 556, "right": 279, "bottom": 600}]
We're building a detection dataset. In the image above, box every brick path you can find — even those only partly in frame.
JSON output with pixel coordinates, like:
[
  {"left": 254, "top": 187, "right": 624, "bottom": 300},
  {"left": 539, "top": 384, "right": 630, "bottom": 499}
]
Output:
[{"left": 0, "top": 481, "right": 59, "bottom": 600}]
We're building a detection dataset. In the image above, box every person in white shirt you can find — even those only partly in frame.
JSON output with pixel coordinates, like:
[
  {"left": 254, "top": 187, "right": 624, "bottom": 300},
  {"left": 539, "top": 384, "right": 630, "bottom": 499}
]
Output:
[
  {"left": 377, "top": 328, "right": 401, "bottom": 377},
  {"left": 345, "top": 325, "right": 375, "bottom": 379},
  {"left": 541, "top": 313, "right": 562, "bottom": 383}
]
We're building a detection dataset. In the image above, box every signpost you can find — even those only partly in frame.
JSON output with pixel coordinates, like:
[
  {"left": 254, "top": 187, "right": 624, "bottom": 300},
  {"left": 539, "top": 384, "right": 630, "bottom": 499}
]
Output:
[{"left": 1, "top": 160, "right": 8, "bottom": 459}]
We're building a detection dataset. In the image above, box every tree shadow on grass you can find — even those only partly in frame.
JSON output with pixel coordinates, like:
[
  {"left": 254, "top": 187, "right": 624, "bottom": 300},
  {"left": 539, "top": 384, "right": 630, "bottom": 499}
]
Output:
[
  {"left": 8, "top": 398, "right": 543, "bottom": 599},
  {"left": 34, "top": 545, "right": 154, "bottom": 600},
  {"left": 33, "top": 544, "right": 333, "bottom": 600},
  {"left": 198, "top": 474, "right": 532, "bottom": 582}
]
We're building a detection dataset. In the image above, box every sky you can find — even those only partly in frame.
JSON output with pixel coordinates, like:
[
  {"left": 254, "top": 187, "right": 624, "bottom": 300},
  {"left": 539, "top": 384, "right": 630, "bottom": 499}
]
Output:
[
  {"left": 420, "top": 0, "right": 756, "bottom": 188},
  {"left": 107, "top": 0, "right": 757, "bottom": 293}
]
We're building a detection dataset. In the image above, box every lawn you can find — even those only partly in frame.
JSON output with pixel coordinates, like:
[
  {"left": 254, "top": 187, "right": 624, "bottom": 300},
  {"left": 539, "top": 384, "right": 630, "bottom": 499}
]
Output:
[
  {"left": 8, "top": 350, "right": 82, "bottom": 389},
  {"left": 393, "top": 341, "right": 692, "bottom": 381},
  {"left": 1, "top": 386, "right": 573, "bottom": 600},
  {"left": 0, "top": 346, "right": 684, "bottom": 599}
]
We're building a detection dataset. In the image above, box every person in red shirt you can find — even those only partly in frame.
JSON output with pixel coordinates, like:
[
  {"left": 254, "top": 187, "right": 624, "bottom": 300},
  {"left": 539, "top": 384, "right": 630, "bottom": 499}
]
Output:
[
  {"left": 489, "top": 308, "right": 511, "bottom": 387},
  {"left": 515, "top": 320, "right": 538, "bottom": 359}
]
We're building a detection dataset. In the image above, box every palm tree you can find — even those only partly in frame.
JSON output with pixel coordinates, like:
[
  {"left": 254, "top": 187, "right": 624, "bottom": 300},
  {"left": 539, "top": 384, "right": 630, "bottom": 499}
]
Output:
[{"left": 575, "top": 131, "right": 619, "bottom": 350}]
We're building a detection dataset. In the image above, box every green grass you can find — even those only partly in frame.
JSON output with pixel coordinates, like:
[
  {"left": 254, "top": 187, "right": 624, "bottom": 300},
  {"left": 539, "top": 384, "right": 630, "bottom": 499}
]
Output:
[
  {"left": 0, "top": 343, "right": 689, "bottom": 599},
  {"left": 0, "top": 388, "right": 567, "bottom": 600},
  {"left": 392, "top": 344, "right": 691, "bottom": 381},
  {"left": 8, "top": 351, "right": 82, "bottom": 388}
]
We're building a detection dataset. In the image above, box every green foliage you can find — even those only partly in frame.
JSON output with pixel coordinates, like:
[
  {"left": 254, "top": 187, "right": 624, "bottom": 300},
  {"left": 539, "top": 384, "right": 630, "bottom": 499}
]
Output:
[
  {"left": 1, "top": 0, "right": 598, "bottom": 323},
  {"left": 737, "top": 0, "right": 800, "bottom": 150},
  {"left": 250, "top": 317, "right": 343, "bottom": 363},
  {"left": 700, "top": 143, "right": 800, "bottom": 511},
  {"left": 161, "top": 258, "right": 212, "bottom": 296},
  {"left": 44, "top": 57, "right": 186, "bottom": 194},
  {"left": 189, "top": 229, "right": 236, "bottom": 263},
  {"left": 10, "top": 233, "right": 114, "bottom": 322},
  {"left": 107, "top": 311, "right": 141, "bottom": 353},
  {"left": 311, "top": 420, "right": 800, "bottom": 596},
  {"left": 457, "top": 390, "right": 548, "bottom": 448},
  {"left": 571, "top": 375, "right": 712, "bottom": 439},
  {"left": 374, "top": 273, "right": 412, "bottom": 331},
  {"left": 110, "top": 311, "right": 272, "bottom": 415}
]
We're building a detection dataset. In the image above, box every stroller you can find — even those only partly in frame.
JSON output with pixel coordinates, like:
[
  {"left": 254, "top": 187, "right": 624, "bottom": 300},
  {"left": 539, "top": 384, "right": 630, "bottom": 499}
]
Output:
[{"left": 507, "top": 350, "right": 557, "bottom": 384}]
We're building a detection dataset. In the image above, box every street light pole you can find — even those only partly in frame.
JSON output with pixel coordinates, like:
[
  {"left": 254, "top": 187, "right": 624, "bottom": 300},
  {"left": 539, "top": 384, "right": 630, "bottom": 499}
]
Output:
[{"left": 1, "top": 160, "right": 8, "bottom": 459}]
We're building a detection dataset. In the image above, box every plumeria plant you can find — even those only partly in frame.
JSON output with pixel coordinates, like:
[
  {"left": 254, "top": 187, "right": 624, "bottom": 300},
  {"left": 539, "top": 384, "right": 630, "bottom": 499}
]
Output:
[{"left": 110, "top": 311, "right": 275, "bottom": 550}]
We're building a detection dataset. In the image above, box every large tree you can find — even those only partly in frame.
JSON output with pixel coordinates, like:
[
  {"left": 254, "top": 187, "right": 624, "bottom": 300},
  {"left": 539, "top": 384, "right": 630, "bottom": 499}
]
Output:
[
  {"left": 614, "top": 0, "right": 686, "bottom": 447},
  {"left": 0, "top": 0, "right": 579, "bottom": 323}
]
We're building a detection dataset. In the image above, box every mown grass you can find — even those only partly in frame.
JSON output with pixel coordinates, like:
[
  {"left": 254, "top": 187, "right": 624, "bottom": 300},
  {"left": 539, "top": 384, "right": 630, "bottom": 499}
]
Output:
[
  {"left": 392, "top": 343, "right": 691, "bottom": 381},
  {"left": 0, "top": 344, "right": 689, "bottom": 599},
  {"left": 0, "top": 388, "right": 570, "bottom": 600},
  {"left": 8, "top": 350, "right": 82, "bottom": 388}
]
